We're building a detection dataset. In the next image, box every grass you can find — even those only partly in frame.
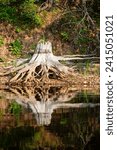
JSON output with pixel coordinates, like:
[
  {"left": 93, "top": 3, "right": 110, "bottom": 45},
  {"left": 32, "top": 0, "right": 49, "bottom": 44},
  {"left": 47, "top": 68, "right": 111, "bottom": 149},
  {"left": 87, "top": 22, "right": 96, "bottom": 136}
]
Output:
[
  {"left": 60, "top": 31, "right": 69, "bottom": 41},
  {"left": 75, "top": 61, "right": 99, "bottom": 76}
]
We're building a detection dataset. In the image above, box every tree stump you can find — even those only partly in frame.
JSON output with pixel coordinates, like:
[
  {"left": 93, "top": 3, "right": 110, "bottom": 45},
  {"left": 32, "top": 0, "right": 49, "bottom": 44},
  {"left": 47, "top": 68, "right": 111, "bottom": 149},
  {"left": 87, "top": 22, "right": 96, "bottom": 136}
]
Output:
[
  {"left": 0, "top": 41, "right": 99, "bottom": 84},
  {"left": 1, "top": 41, "right": 74, "bottom": 83}
]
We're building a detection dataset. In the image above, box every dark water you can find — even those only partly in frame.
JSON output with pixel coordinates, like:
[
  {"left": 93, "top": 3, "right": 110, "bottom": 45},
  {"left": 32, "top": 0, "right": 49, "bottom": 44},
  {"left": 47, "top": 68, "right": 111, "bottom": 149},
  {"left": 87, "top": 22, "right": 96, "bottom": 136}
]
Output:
[{"left": 0, "top": 86, "right": 100, "bottom": 150}]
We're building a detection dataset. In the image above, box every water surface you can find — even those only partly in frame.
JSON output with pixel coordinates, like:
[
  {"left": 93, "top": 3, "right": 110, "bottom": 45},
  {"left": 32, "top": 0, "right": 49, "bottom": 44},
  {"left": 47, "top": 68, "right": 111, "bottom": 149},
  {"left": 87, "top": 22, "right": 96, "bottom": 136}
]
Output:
[{"left": 0, "top": 85, "right": 100, "bottom": 150}]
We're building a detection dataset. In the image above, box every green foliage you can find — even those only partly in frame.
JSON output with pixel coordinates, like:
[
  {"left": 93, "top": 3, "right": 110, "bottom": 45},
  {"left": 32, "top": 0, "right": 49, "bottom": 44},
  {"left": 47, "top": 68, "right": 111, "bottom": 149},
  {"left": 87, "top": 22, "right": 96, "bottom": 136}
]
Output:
[
  {"left": 0, "top": 36, "right": 4, "bottom": 47},
  {"left": 9, "top": 39, "right": 23, "bottom": 55},
  {"left": 0, "top": 0, "right": 16, "bottom": 4},
  {"left": 0, "top": 58, "right": 4, "bottom": 62},
  {"left": 0, "top": 0, "right": 42, "bottom": 27},
  {"left": 9, "top": 101, "right": 22, "bottom": 117},
  {"left": 60, "top": 118, "right": 67, "bottom": 125},
  {"left": 15, "top": 27, "right": 22, "bottom": 33},
  {"left": 77, "top": 27, "right": 97, "bottom": 54},
  {"left": 0, "top": 5, "right": 17, "bottom": 23},
  {"left": 34, "top": 132, "right": 41, "bottom": 142},
  {"left": 20, "top": 0, "right": 42, "bottom": 26},
  {"left": 51, "top": 8, "right": 99, "bottom": 55},
  {"left": 60, "top": 31, "right": 69, "bottom": 41}
]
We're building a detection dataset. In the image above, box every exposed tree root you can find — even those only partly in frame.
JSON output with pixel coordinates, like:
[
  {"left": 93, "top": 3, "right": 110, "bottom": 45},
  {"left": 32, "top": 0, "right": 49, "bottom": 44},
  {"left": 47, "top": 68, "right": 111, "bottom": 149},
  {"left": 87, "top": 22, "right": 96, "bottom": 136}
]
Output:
[
  {"left": 0, "top": 41, "right": 99, "bottom": 84},
  {"left": 0, "top": 41, "right": 74, "bottom": 83}
]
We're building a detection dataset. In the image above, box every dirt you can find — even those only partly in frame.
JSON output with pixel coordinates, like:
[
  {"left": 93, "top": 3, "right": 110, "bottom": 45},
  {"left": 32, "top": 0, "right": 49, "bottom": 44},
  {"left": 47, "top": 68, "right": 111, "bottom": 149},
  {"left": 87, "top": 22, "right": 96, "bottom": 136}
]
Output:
[{"left": 0, "top": 9, "right": 72, "bottom": 59}]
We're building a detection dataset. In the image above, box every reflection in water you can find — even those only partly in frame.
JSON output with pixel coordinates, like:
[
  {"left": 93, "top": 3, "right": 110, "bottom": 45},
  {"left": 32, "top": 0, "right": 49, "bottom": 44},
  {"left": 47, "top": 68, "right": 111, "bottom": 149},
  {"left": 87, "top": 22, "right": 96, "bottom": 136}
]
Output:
[
  {"left": 1, "top": 85, "right": 99, "bottom": 125},
  {"left": 0, "top": 85, "right": 100, "bottom": 150}
]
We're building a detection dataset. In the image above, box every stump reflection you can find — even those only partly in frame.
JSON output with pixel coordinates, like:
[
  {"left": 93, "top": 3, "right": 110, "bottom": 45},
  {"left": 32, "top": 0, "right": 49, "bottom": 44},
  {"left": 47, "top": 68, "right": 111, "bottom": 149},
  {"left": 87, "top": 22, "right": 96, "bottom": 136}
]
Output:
[{"left": 0, "top": 85, "right": 99, "bottom": 125}]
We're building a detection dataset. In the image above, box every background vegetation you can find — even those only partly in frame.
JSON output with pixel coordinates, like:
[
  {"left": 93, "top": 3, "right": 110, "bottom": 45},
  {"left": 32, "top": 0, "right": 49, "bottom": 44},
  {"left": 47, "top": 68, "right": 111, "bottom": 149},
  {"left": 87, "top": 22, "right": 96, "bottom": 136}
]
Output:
[
  {"left": 0, "top": 0, "right": 100, "bottom": 77},
  {"left": 0, "top": 0, "right": 100, "bottom": 58}
]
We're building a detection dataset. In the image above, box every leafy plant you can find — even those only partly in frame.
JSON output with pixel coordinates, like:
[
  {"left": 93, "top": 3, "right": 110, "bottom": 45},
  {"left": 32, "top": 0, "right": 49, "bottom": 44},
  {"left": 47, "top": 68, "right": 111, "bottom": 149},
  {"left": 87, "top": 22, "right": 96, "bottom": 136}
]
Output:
[
  {"left": 9, "top": 101, "right": 22, "bottom": 117},
  {"left": 0, "top": 36, "right": 4, "bottom": 47},
  {"left": 9, "top": 39, "right": 23, "bottom": 55},
  {"left": 0, "top": 0, "right": 42, "bottom": 27},
  {"left": 0, "top": 5, "right": 17, "bottom": 23},
  {"left": 20, "top": 0, "right": 42, "bottom": 26},
  {"left": 60, "top": 31, "right": 69, "bottom": 41},
  {"left": 0, "top": 0, "right": 16, "bottom": 3},
  {"left": 15, "top": 27, "right": 22, "bottom": 33}
]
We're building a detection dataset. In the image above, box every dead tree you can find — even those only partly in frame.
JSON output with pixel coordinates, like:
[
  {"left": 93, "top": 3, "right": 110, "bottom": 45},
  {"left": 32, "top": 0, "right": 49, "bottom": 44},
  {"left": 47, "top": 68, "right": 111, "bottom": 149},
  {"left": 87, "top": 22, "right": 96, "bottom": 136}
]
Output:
[{"left": 0, "top": 41, "right": 99, "bottom": 83}]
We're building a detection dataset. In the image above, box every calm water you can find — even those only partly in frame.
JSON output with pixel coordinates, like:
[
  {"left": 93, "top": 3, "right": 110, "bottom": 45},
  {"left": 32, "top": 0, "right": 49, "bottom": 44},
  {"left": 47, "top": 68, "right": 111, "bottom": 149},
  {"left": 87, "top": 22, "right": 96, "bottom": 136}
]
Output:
[{"left": 0, "top": 85, "right": 100, "bottom": 150}]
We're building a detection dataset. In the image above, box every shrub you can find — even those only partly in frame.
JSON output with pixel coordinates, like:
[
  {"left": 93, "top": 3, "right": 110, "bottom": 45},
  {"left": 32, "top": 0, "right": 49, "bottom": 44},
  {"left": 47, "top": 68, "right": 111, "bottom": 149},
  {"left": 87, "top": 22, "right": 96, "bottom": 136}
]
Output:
[
  {"left": 0, "top": 5, "right": 17, "bottom": 23},
  {"left": 9, "top": 39, "right": 23, "bottom": 55},
  {"left": 20, "top": 0, "right": 42, "bottom": 26},
  {"left": 9, "top": 101, "right": 22, "bottom": 117},
  {"left": 0, "top": 0, "right": 42, "bottom": 27}
]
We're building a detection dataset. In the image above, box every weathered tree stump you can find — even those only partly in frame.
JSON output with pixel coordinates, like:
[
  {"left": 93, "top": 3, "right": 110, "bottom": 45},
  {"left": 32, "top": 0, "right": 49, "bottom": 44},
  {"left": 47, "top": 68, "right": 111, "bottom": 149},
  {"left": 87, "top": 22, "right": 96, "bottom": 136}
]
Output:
[
  {"left": 0, "top": 41, "right": 99, "bottom": 84},
  {"left": 1, "top": 41, "right": 75, "bottom": 83}
]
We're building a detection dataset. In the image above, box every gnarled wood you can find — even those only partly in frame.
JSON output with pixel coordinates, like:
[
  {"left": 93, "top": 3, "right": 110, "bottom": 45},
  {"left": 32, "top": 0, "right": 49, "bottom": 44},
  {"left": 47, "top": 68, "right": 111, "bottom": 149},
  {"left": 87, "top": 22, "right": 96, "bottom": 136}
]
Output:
[
  {"left": 0, "top": 41, "right": 75, "bottom": 83},
  {"left": 0, "top": 41, "right": 99, "bottom": 84}
]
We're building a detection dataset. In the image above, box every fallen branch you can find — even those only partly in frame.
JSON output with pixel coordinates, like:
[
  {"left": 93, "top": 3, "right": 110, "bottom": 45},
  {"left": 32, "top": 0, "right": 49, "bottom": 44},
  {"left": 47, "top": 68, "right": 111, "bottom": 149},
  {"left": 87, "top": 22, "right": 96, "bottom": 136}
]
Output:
[{"left": 58, "top": 56, "right": 99, "bottom": 61}]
